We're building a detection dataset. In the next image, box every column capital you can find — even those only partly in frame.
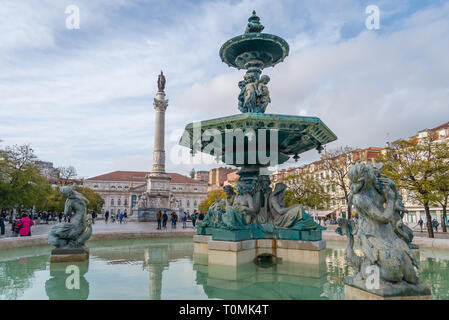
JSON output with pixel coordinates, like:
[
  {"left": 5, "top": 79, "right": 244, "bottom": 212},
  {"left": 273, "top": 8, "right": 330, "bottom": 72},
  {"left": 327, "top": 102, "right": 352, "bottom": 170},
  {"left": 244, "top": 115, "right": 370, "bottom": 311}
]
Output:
[{"left": 154, "top": 98, "right": 168, "bottom": 112}]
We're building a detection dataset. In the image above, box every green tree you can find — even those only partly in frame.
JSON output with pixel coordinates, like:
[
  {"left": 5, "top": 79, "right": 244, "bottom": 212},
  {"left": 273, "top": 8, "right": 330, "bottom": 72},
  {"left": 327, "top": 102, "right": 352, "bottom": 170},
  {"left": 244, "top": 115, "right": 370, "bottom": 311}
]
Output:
[
  {"left": 379, "top": 134, "right": 444, "bottom": 238},
  {"left": 198, "top": 189, "right": 226, "bottom": 213},
  {"left": 75, "top": 186, "right": 105, "bottom": 213},
  {"left": 283, "top": 173, "right": 330, "bottom": 209},
  {"left": 432, "top": 141, "right": 449, "bottom": 232},
  {"left": 0, "top": 144, "right": 51, "bottom": 211},
  {"left": 44, "top": 187, "right": 66, "bottom": 212}
]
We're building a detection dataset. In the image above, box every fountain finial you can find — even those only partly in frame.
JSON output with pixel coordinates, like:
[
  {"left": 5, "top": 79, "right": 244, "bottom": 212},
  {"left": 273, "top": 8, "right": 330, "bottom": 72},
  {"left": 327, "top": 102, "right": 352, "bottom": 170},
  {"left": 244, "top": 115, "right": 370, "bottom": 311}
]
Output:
[{"left": 245, "top": 10, "right": 264, "bottom": 33}]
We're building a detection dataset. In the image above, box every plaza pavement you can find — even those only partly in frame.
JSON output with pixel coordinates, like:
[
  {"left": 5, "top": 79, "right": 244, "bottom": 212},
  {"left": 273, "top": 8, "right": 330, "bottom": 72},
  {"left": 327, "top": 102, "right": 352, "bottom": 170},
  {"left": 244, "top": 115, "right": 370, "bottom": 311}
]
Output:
[{"left": 1, "top": 219, "right": 449, "bottom": 251}]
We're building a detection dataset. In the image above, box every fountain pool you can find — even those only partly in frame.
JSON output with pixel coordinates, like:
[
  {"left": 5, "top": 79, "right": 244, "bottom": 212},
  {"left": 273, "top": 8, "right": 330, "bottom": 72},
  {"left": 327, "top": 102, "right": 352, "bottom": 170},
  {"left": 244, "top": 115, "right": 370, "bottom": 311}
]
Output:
[{"left": 0, "top": 238, "right": 448, "bottom": 300}]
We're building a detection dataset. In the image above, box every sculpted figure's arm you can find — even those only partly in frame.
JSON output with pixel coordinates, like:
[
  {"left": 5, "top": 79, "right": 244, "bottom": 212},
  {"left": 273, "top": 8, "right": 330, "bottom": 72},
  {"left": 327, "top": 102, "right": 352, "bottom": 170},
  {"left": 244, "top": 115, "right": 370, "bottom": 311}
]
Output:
[
  {"left": 354, "top": 194, "right": 393, "bottom": 223},
  {"left": 233, "top": 196, "right": 256, "bottom": 215}
]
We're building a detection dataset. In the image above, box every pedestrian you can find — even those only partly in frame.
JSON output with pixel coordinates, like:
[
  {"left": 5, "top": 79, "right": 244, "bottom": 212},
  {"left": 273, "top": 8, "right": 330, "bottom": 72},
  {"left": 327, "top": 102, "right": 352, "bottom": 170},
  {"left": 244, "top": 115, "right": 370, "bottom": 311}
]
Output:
[
  {"left": 16, "top": 213, "right": 34, "bottom": 237},
  {"left": 433, "top": 219, "right": 439, "bottom": 232},
  {"left": 192, "top": 210, "right": 197, "bottom": 228},
  {"left": 171, "top": 212, "right": 177, "bottom": 229},
  {"left": 123, "top": 211, "right": 128, "bottom": 224},
  {"left": 182, "top": 212, "right": 187, "bottom": 229},
  {"left": 119, "top": 212, "right": 124, "bottom": 224},
  {"left": 58, "top": 212, "right": 63, "bottom": 223},
  {"left": 418, "top": 218, "right": 423, "bottom": 232},
  {"left": 156, "top": 210, "right": 162, "bottom": 230},
  {"left": 91, "top": 211, "right": 96, "bottom": 224},
  {"left": 162, "top": 211, "right": 168, "bottom": 228},
  {"left": 10, "top": 218, "right": 19, "bottom": 237},
  {"left": 105, "top": 210, "right": 109, "bottom": 224}
]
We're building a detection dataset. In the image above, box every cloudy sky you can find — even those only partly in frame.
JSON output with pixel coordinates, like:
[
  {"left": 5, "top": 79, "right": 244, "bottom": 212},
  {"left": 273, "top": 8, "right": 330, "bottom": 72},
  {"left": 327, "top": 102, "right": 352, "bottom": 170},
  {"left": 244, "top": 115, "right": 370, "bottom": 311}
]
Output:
[{"left": 0, "top": 0, "right": 448, "bottom": 179}]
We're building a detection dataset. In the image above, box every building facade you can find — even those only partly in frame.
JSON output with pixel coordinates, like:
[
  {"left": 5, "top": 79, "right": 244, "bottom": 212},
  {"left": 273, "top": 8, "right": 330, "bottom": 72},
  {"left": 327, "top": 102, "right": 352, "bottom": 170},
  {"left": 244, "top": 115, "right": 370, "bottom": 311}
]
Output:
[
  {"left": 84, "top": 171, "right": 208, "bottom": 217},
  {"left": 207, "top": 167, "right": 236, "bottom": 192},
  {"left": 270, "top": 147, "right": 383, "bottom": 220}
]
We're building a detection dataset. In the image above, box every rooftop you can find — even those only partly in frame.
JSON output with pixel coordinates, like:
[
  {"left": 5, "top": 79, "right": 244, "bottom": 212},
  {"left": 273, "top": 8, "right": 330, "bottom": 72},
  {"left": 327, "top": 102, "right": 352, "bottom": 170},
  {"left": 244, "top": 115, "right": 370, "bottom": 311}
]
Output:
[{"left": 86, "top": 171, "right": 207, "bottom": 184}]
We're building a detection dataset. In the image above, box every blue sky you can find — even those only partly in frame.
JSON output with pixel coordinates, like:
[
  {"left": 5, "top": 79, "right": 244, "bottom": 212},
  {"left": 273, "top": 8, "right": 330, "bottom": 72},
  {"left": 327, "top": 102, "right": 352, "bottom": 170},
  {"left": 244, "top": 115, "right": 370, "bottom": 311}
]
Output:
[{"left": 1, "top": 0, "right": 448, "bottom": 178}]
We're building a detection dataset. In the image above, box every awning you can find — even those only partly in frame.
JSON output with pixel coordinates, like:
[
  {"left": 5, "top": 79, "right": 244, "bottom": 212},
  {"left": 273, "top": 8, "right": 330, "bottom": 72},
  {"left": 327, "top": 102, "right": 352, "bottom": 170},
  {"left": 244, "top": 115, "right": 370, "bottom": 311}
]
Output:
[{"left": 311, "top": 210, "right": 336, "bottom": 218}]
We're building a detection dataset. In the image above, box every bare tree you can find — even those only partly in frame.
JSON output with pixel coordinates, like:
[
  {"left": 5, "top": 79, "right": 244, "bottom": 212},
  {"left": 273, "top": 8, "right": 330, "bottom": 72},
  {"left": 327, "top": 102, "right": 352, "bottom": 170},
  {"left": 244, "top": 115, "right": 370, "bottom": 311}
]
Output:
[
  {"left": 321, "top": 146, "right": 358, "bottom": 220},
  {"left": 58, "top": 166, "right": 78, "bottom": 184}
]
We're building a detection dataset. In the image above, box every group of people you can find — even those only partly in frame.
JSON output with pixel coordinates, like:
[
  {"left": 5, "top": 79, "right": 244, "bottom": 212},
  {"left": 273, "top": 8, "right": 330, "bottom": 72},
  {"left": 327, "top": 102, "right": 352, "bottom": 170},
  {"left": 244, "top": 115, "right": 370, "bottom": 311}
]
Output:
[
  {"left": 154, "top": 210, "right": 205, "bottom": 230},
  {"left": 417, "top": 218, "right": 444, "bottom": 232},
  {"left": 103, "top": 210, "right": 127, "bottom": 224},
  {"left": 0, "top": 212, "right": 35, "bottom": 237}
]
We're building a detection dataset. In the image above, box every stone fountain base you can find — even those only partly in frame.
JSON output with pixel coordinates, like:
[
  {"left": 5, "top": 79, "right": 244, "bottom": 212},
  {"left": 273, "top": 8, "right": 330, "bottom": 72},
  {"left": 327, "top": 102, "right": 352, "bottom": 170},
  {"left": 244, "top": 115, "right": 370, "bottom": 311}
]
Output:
[
  {"left": 344, "top": 274, "right": 433, "bottom": 300},
  {"left": 50, "top": 247, "right": 90, "bottom": 263},
  {"left": 345, "top": 284, "right": 433, "bottom": 300},
  {"left": 193, "top": 235, "right": 326, "bottom": 267}
]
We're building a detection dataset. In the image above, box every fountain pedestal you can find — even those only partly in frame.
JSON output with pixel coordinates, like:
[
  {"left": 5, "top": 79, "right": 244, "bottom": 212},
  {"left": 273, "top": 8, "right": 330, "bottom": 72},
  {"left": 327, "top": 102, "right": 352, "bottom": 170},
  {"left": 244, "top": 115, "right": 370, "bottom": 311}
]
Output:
[
  {"left": 344, "top": 284, "right": 433, "bottom": 300},
  {"left": 194, "top": 235, "right": 326, "bottom": 267}
]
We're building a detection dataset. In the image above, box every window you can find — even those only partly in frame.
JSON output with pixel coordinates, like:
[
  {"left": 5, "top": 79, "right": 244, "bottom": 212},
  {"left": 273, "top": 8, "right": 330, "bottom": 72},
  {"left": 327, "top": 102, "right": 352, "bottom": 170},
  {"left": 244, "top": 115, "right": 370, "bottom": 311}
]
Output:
[
  {"left": 179, "top": 200, "right": 182, "bottom": 206},
  {"left": 194, "top": 188, "right": 198, "bottom": 192},
  {"left": 94, "top": 185, "right": 98, "bottom": 188},
  {"left": 118, "top": 199, "right": 121, "bottom": 206},
  {"left": 124, "top": 186, "right": 129, "bottom": 189},
  {"left": 124, "top": 199, "right": 128, "bottom": 206},
  {"left": 111, "top": 199, "right": 114, "bottom": 206},
  {"left": 172, "top": 187, "right": 177, "bottom": 191},
  {"left": 187, "top": 200, "right": 190, "bottom": 207},
  {"left": 194, "top": 200, "right": 197, "bottom": 207},
  {"left": 118, "top": 186, "right": 122, "bottom": 189},
  {"left": 111, "top": 185, "right": 116, "bottom": 189}
]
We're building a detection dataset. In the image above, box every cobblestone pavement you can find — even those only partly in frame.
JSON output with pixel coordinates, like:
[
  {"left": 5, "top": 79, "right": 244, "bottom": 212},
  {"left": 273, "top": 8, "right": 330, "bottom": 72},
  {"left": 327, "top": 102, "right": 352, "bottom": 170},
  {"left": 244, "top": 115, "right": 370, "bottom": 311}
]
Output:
[{"left": 0, "top": 219, "right": 196, "bottom": 239}]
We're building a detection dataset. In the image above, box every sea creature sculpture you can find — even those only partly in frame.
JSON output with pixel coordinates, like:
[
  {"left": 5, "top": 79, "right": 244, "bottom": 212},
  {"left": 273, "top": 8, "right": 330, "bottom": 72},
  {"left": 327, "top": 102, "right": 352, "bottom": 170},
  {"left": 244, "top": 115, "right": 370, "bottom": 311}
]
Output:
[
  {"left": 48, "top": 186, "right": 92, "bottom": 249},
  {"left": 336, "top": 162, "right": 430, "bottom": 296}
]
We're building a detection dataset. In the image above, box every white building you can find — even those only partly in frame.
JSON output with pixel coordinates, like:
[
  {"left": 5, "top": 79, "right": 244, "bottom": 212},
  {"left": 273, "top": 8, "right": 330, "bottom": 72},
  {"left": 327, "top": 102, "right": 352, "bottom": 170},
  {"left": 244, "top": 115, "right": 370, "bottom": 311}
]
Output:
[{"left": 84, "top": 171, "right": 208, "bottom": 217}]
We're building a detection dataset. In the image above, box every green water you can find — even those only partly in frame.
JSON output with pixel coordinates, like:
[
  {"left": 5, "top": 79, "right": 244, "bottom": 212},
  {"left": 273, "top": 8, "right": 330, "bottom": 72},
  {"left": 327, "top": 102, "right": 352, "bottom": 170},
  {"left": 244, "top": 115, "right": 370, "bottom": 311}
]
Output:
[{"left": 0, "top": 238, "right": 448, "bottom": 300}]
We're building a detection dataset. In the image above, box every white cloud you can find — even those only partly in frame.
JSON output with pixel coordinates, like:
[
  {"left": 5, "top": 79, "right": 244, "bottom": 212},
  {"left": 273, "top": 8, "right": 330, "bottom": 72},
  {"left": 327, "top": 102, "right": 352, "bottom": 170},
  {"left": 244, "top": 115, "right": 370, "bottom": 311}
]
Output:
[{"left": 0, "top": 0, "right": 448, "bottom": 177}]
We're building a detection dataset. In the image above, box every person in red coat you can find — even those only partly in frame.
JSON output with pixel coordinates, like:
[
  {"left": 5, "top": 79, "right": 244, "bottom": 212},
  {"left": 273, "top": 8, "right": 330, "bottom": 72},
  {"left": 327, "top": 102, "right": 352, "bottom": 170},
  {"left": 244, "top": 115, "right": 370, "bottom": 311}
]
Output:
[{"left": 16, "top": 213, "right": 34, "bottom": 237}]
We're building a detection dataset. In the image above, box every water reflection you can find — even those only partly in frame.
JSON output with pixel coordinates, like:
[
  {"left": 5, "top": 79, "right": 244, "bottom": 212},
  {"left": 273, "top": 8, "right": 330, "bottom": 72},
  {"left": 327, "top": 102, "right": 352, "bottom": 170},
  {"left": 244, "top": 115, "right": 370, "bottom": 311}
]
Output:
[
  {"left": 194, "top": 257, "right": 330, "bottom": 300},
  {"left": 45, "top": 261, "right": 89, "bottom": 300}
]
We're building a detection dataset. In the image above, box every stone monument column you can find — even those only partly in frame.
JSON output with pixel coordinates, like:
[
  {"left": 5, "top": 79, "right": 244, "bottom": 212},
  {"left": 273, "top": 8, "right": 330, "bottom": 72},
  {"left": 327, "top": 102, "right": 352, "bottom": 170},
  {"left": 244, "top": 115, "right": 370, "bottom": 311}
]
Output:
[
  {"left": 152, "top": 89, "right": 168, "bottom": 173},
  {"left": 137, "top": 71, "right": 172, "bottom": 222}
]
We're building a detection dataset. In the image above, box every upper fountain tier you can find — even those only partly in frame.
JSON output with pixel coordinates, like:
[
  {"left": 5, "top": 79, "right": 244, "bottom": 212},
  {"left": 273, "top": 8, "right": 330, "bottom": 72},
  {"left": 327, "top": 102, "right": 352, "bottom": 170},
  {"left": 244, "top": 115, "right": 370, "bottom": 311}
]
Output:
[{"left": 219, "top": 11, "right": 289, "bottom": 74}]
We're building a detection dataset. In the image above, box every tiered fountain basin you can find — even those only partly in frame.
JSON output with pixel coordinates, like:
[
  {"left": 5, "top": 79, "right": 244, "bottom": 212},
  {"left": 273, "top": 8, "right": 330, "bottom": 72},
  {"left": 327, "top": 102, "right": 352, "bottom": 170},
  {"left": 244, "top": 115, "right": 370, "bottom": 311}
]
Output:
[{"left": 179, "top": 113, "right": 337, "bottom": 166}]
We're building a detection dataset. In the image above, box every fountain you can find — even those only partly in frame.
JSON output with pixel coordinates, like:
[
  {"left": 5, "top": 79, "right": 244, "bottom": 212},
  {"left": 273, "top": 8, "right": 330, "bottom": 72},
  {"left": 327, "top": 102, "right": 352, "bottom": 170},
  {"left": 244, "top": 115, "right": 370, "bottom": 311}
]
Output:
[{"left": 179, "top": 11, "right": 337, "bottom": 266}]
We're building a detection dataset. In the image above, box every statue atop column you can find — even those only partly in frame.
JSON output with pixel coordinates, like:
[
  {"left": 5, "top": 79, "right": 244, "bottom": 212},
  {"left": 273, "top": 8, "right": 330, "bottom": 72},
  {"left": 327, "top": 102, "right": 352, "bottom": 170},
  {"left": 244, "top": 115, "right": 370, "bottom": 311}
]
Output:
[{"left": 157, "top": 71, "right": 166, "bottom": 93}]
